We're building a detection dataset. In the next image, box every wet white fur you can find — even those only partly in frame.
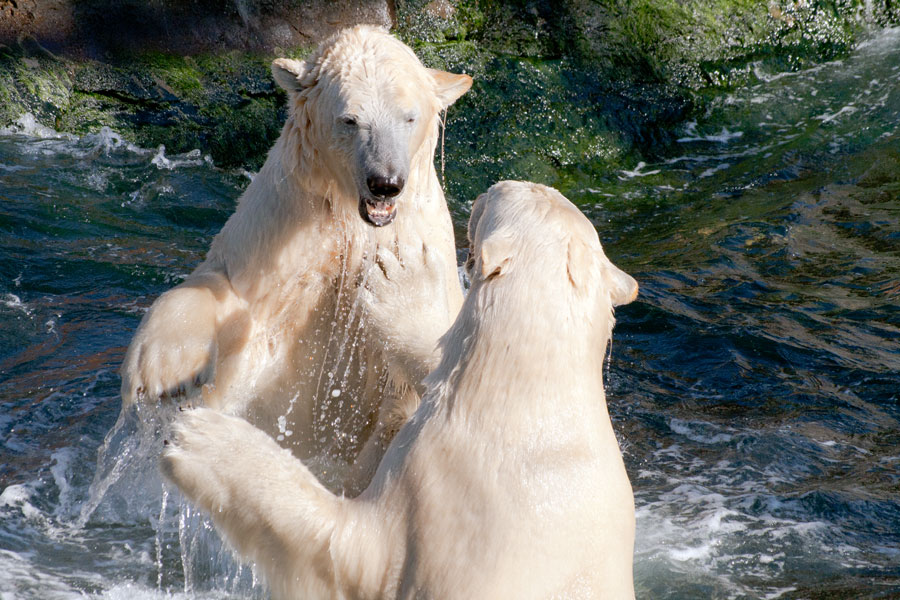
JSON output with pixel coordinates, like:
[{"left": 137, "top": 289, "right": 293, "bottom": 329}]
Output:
[
  {"left": 162, "top": 181, "right": 639, "bottom": 599},
  {"left": 120, "top": 26, "right": 472, "bottom": 493}
]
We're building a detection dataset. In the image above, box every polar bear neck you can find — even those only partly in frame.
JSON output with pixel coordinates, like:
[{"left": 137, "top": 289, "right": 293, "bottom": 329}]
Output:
[{"left": 428, "top": 276, "right": 615, "bottom": 436}]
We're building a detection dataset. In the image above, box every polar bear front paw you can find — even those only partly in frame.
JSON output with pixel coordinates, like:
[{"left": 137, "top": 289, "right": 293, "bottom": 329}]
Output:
[
  {"left": 121, "top": 287, "right": 219, "bottom": 405},
  {"left": 160, "top": 408, "right": 248, "bottom": 508},
  {"left": 361, "top": 243, "right": 453, "bottom": 390},
  {"left": 161, "top": 408, "right": 303, "bottom": 518}
]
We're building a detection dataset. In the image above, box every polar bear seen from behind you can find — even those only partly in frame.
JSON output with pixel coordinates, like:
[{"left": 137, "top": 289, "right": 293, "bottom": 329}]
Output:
[
  {"left": 119, "top": 26, "right": 472, "bottom": 492},
  {"left": 162, "top": 180, "right": 640, "bottom": 599}
]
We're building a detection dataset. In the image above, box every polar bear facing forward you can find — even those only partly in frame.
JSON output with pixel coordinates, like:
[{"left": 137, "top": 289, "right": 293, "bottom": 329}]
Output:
[
  {"left": 119, "top": 26, "right": 472, "bottom": 492},
  {"left": 162, "top": 181, "right": 640, "bottom": 599}
]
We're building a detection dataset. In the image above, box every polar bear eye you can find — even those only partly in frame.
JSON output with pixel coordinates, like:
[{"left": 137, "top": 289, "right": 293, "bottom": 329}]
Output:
[{"left": 341, "top": 116, "right": 358, "bottom": 127}]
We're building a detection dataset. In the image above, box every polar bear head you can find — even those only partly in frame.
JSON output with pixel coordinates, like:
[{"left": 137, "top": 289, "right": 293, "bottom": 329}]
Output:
[
  {"left": 272, "top": 26, "right": 472, "bottom": 227},
  {"left": 466, "top": 181, "right": 638, "bottom": 323}
]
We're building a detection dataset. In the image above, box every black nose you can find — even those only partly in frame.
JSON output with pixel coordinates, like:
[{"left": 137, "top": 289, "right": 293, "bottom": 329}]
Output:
[{"left": 366, "top": 175, "right": 404, "bottom": 198}]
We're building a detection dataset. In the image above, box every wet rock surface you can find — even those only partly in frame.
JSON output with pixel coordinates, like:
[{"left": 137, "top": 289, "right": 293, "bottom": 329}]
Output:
[
  {"left": 0, "top": 0, "right": 394, "bottom": 56},
  {"left": 0, "top": 1, "right": 898, "bottom": 170}
]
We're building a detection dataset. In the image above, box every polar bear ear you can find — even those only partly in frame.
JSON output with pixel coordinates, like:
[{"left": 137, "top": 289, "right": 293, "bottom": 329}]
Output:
[
  {"left": 479, "top": 234, "right": 514, "bottom": 280},
  {"left": 272, "top": 58, "right": 311, "bottom": 94},
  {"left": 428, "top": 69, "right": 473, "bottom": 109},
  {"left": 568, "top": 237, "right": 638, "bottom": 306}
]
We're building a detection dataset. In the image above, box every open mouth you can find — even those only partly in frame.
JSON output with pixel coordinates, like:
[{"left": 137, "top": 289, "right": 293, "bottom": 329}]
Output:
[{"left": 359, "top": 196, "right": 397, "bottom": 227}]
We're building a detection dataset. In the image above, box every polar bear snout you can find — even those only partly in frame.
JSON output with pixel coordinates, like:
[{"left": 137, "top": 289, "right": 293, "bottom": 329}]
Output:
[
  {"left": 366, "top": 174, "right": 405, "bottom": 198},
  {"left": 360, "top": 172, "right": 404, "bottom": 226},
  {"left": 357, "top": 130, "right": 410, "bottom": 226}
]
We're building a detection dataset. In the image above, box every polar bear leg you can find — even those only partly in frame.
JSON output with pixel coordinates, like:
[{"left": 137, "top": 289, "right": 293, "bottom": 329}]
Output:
[{"left": 161, "top": 408, "right": 341, "bottom": 594}]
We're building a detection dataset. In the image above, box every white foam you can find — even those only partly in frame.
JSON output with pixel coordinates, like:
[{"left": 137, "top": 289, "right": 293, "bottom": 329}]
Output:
[
  {"left": 151, "top": 145, "right": 175, "bottom": 169},
  {"left": 0, "top": 113, "right": 73, "bottom": 139},
  {"left": 94, "top": 582, "right": 237, "bottom": 599},
  {"left": 0, "top": 483, "right": 34, "bottom": 510},
  {"left": 2, "top": 293, "right": 33, "bottom": 317},
  {"left": 855, "top": 25, "right": 900, "bottom": 56},
  {"left": 762, "top": 587, "right": 798, "bottom": 599},
  {"left": 814, "top": 104, "right": 858, "bottom": 124},
  {"left": 78, "top": 126, "right": 129, "bottom": 153},
  {"left": 1, "top": 116, "right": 212, "bottom": 169},
  {"left": 698, "top": 163, "right": 731, "bottom": 178},
  {"left": 152, "top": 146, "right": 209, "bottom": 170},
  {"left": 669, "top": 418, "right": 734, "bottom": 444},
  {"left": 752, "top": 59, "right": 827, "bottom": 84},
  {"left": 618, "top": 161, "right": 661, "bottom": 179},
  {"left": 678, "top": 127, "right": 744, "bottom": 144}
]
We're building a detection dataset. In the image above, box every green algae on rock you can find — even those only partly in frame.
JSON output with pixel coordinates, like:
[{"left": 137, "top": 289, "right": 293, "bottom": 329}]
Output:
[
  {"left": 1, "top": 1, "right": 898, "bottom": 172},
  {"left": 2, "top": 44, "right": 287, "bottom": 169}
]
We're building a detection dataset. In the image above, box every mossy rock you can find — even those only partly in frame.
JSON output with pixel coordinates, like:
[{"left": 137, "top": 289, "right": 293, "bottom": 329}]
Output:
[
  {"left": 57, "top": 52, "right": 284, "bottom": 168},
  {"left": 0, "top": 42, "right": 73, "bottom": 127},
  {"left": 399, "top": 0, "right": 892, "bottom": 88},
  {"left": 436, "top": 54, "right": 673, "bottom": 203},
  {"left": 201, "top": 95, "right": 284, "bottom": 169},
  {"left": 2, "top": 0, "right": 899, "bottom": 173},
  {"left": 55, "top": 90, "right": 128, "bottom": 135}
]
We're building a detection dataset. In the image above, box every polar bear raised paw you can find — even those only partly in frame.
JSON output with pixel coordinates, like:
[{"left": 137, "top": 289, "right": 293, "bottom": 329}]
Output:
[{"left": 121, "top": 285, "right": 218, "bottom": 403}]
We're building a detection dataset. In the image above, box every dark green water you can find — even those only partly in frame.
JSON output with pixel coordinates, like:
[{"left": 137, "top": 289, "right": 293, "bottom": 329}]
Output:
[{"left": 1, "top": 26, "right": 899, "bottom": 600}]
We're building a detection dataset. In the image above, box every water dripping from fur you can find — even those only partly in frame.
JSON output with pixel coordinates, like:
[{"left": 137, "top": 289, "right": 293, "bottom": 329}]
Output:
[{"left": 155, "top": 486, "right": 168, "bottom": 590}]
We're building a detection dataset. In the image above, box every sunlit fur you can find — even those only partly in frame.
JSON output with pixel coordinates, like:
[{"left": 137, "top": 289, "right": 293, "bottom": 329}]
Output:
[
  {"left": 162, "top": 181, "right": 639, "bottom": 599},
  {"left": 121, "top": 25, "right": 472, "bottom": 494}
]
